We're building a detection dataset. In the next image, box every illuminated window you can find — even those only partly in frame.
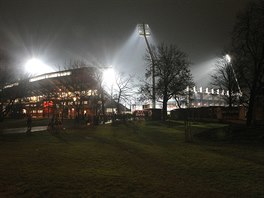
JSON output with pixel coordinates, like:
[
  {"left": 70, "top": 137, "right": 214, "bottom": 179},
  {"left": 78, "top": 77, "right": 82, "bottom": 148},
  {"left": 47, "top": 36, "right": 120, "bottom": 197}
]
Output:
[
  {"left": 3, "top": 82, "right": 19, "bottom": 89},
  {"left": 29, "top": 71, "right": 71, "bottom": 82}
]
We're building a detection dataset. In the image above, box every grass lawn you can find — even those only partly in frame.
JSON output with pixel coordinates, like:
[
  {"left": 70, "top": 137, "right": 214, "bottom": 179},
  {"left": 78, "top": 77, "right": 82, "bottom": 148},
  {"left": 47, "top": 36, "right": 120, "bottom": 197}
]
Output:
[{"left": 0, "top": 121, "right": 263, "bottom": 197}]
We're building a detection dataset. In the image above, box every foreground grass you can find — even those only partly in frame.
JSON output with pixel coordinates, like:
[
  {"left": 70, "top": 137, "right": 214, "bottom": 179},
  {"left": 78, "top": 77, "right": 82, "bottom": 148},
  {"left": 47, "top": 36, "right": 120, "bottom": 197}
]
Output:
[{"left": 0, "top": 121, "right": 263, "bottom": 197}]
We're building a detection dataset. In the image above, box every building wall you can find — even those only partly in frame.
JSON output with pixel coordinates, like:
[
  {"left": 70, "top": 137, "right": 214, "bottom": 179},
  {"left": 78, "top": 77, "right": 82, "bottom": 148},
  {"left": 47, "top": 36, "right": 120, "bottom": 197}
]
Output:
[{"left": 170, "top": 106, "right": 246, "bottom": 121}]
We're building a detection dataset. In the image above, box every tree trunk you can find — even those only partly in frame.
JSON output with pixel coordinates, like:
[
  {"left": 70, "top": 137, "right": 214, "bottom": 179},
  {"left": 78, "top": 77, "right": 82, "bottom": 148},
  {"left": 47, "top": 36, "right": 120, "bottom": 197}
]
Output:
[
  {"left": 117, "top": 94, "right": 121, "bottom": 114},
  {"left": 246, "top": 88, "right": 256, "bottom": 126},
  {"left": 162, "top": 94, "right": 168, "bottom": 121},
  {"left": 101, "top": 93, "right": 106, "bottom": 124},
  {"left": 228, "top": 94, "right": 232, "bottom": 108}
]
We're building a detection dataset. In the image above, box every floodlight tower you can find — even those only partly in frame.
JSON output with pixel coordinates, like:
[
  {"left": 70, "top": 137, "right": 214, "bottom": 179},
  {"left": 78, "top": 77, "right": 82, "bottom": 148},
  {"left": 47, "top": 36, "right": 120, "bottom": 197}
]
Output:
[
  {"left": 137, "top": 23, "right": 156, "bottom": 108},
  {"left": 225, "top": 54, "right": 242, "bottom": 96}
]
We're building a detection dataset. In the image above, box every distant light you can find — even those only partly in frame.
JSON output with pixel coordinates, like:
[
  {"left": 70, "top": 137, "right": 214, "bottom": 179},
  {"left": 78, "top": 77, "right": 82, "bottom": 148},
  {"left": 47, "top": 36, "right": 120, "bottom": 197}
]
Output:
[
  {"left": 25, "top": 58, "right": 54, "bottom": 76},
  {"left": 103, "top": 68, "right": 115, "bottom": 85},
  {"left": 29, "top": 71, "right": 71, "bottom": 82},
  {"left": 225, "top": 54, "right": 231, "bottom": 63},
  {"left": 137, "top": 23, "right": 151, "bottom": 36},
  {"left": 3, "top": 82, "right": 19, "bottom": 89}
]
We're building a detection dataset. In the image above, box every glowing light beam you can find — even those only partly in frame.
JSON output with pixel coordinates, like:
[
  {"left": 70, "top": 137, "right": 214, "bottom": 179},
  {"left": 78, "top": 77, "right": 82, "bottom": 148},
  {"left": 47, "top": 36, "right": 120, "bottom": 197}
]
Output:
[
  {"left": 25, "top": 58, "right": 54, "bottom": 76},
  {"left": 103, "top": 67, "right": 115, "bottom": 85}
]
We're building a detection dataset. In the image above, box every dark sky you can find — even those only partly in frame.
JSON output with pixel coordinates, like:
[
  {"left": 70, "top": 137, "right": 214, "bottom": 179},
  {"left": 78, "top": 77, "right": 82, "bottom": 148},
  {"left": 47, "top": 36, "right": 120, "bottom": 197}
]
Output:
[{"left": 0, "top": 0, "right": 251, "bottom": 86}]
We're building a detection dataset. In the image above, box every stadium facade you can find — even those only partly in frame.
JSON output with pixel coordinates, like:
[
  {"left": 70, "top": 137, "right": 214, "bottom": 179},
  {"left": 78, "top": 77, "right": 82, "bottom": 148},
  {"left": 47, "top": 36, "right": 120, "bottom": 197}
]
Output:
[{"left": 0, "top": 67, "right": 117, "bottom": 119}]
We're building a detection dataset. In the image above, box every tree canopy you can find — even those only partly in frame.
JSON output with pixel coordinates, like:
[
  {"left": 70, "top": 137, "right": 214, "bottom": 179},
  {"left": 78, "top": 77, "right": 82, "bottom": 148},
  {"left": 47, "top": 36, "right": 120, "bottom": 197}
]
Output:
[
  {"left": 231, "top": 0, "right": 264, "bottom": 125},
  {"left": 210, "top": 57, "right": 240, "bottom": 108},
  {"left": 142, "top": 43, "right": 194, "bottom": 120}
]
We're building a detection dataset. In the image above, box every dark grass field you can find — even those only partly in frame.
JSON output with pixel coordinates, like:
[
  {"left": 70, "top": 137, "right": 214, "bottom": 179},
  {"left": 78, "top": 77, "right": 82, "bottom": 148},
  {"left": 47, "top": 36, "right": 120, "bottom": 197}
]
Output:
[{"left": 0, "top": 120, "right": 263, "bottom": 197}]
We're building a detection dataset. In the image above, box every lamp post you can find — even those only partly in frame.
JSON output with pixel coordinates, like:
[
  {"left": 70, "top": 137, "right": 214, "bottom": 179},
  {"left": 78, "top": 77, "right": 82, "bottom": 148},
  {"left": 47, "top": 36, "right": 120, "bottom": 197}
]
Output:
[
  {"left": 225, "top": 54, "right": 242, "bottom": 96},
  {"left": 137, "top": 23, "right": 156, "bottom": 109}
]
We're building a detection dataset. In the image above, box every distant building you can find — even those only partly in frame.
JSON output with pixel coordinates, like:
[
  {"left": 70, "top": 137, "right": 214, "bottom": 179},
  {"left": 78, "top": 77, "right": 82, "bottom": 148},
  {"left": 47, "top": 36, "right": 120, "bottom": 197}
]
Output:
[
  {"left": 139, "top": 86, "right": 229, "bottom": 112},
  {"left": 173, "top": 86, "right": 228, "bottom": 109},
  {"left": 168, "top": 86, "right": 263, "bottom": 123}
]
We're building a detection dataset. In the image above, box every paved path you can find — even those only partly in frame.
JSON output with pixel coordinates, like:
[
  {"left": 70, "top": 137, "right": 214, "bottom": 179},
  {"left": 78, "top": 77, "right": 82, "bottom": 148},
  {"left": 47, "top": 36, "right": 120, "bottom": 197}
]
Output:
[{"left": 1, "top": 126, "right": 47, "bottom": 134}]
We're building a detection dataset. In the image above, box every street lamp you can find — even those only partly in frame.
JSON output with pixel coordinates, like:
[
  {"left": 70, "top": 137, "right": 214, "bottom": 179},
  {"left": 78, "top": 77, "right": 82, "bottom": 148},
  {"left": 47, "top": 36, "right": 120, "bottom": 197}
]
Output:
[
  {"left": 137, "top": 23, "right": 156, "bottom": 109},
  {"left": 224, "top": 54, "right": 242, "bottom": 96}
]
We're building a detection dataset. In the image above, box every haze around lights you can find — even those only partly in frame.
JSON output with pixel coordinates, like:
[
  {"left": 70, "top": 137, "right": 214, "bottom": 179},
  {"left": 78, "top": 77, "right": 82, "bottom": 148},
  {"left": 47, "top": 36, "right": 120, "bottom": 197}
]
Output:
[
  {"left": 103, "top": 68, "right": 115, "bottom": 86},
  {"left": 25, "top": 58, "right": 54, "bottom": 76}
]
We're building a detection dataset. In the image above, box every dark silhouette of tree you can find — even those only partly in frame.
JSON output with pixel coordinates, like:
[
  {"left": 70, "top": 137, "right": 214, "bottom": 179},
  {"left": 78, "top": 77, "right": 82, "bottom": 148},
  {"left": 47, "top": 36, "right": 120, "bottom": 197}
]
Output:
[
  {"left": 0, "top": 50, "right": 13, "bottom": 87},
  {"left": 231, "top": 0, "right": 264, "bottom": 126},
  {"left": 0, "top": 50, "right": 17, "bottom": 120},
  {"left": 138, "top": 79, "right": 152, "bottom": 103},
  {"left": 113, "top": 72, "right": 134, "bottom": 114},
  {"left": 144, "top": 43, "right": 194, "bottom": 120},
  {"left": 210, "top": 57, "right": 239, "bottom": 108},
  {"left": 93, "top": 67, "right": 108, "bottom": 123}
]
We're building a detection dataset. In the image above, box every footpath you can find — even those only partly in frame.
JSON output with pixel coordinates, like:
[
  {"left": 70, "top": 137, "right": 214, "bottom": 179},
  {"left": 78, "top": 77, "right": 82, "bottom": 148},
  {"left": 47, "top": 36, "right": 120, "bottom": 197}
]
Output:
[{"left": 1, "top": 126, "right": 47, "bottom": 134}]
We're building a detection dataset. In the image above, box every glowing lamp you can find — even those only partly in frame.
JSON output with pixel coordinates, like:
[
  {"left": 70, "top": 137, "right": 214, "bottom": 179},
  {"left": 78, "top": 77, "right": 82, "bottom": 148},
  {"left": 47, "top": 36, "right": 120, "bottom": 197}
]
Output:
[
  {"left": 137, "top": 23, "right": 151, "bottom": 36},
  {"left": 103, "top": 68, "right": 115, "bottom": 85},
  {"left": 225, "top": 54, "right": 231, "bottom": 63},
  {"left": 25, "top": 58, "right": 54, "bottom": 75}
]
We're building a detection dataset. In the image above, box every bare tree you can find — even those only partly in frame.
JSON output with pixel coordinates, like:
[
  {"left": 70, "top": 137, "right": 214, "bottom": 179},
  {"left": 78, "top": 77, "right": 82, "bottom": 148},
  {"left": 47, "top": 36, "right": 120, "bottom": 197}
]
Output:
[
  {"left": 138, "top": 80, "right": 152, "bottom": 104},
  {"left": 231, "top": 0, "right": 264, "bottom": 126},
  {"left": 92, "top": 67, "right": 108, "bottom": 123},
  {"left": 144, "top": 43, "right": 194, "bottom": 120},
  {"left": 0, "top": 50, "right": 13, "bottom": 86},
  {"left": 211, "top": 57, "right": 239, "bottom": 108},
  {"left": 113, "top": 72, "right": 134, "bottom": 114},
  {"left": 0, "top": 50, "right": 17, "bottom": 120}
]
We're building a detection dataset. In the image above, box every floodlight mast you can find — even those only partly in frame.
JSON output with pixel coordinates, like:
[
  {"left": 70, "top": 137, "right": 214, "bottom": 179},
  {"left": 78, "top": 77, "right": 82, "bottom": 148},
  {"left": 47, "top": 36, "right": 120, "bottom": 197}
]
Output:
[
  {"left": 138, "top": 23, "right": 156, "bottom": 109},
  {"left": 225, "top": 54, "right": 242, "bottom": 96}
]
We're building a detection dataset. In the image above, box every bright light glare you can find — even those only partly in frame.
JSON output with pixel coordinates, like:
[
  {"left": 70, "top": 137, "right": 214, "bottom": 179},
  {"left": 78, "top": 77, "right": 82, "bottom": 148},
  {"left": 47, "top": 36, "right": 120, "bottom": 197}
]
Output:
[
  {"left": 137, "top": 24, "right": 151, "bottom": 36},
  {"left": 103, "top": 68, "right": 115, "bottom": 85},
  {"left": 25, "top": 58, "right": 54, "bottom": 76},
  {"left": 225, "top": 54, "right": 231, "bottom": 63}
]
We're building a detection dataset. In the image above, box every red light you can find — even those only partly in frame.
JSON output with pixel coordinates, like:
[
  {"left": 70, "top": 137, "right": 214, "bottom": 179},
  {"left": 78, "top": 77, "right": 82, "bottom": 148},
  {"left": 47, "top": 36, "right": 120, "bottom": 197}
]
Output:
[{"left": 43, "top": 101, "right": 53, "bottom": 108}]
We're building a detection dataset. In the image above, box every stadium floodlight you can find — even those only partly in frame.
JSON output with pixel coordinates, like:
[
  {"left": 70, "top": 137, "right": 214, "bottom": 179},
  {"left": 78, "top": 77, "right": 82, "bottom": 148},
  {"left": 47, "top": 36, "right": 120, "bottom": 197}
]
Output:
[
  {"left": 137, "top": 23, "right": 156, "bottom": 108},
  {"left": 224, "top": 54, "right": 242, "bottom": 96},
  {"left": 137, "top": 23, "right": 151, "bottom": 37},
  {"left": 103, "top": 67, "right": 115, "bottom": 85},
  {"left": 225, "top": 54, "right": 231, "bottom": 63},
  {"left": 25, "top": 58, "right": 54, "bottom": 76}
]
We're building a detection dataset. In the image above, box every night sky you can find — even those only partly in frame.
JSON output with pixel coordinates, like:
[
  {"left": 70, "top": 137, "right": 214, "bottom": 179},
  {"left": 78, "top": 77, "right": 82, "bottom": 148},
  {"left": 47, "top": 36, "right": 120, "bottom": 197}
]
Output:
[{"left": 0, "top": 0, "right": 251, "bottom": 86}]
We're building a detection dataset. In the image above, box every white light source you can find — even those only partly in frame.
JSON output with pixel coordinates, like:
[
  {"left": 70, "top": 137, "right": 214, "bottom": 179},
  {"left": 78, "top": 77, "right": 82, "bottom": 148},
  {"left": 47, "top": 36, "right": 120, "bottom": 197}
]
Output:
[
  {"left": 25, "top": 58, "right": 54, "bottom": 76},
  {"left": 103, "top": 68, "right": 115, "bottom": 85},
  {"left": 224, "top": 54, "right": 242, "bottom": 96},
  {"left": 137, "top": 24, "right": 151, "bottom": 36},
  {"left": 225, "top": 54, "right": 231, "bottom": 63}
]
